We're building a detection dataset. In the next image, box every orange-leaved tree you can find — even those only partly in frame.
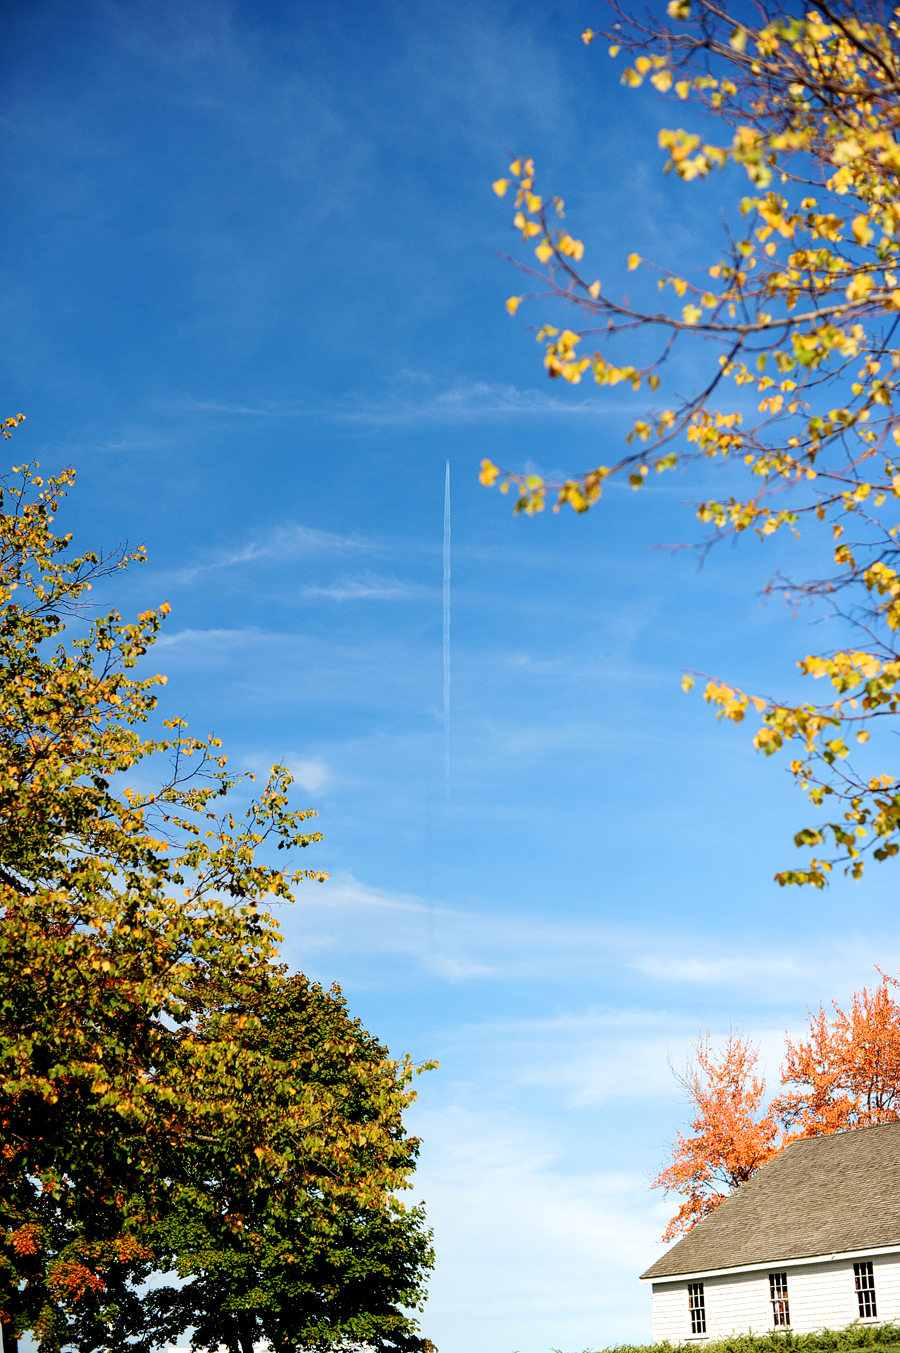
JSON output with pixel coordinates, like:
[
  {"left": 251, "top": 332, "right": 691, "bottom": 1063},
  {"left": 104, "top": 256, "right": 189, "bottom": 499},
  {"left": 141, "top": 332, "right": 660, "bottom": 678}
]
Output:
[
  {"left": 652, "top": 1033, "right": 781, "bottom": 1239},
  {"left": 656, "top": 972, "right": 900, "bottom": 1237},
  {"left": 484, "top": 0, "right": 900, "bottom": 887},
  {"left": 775, "top": 969, "right": 900, "bottom": 1135}
]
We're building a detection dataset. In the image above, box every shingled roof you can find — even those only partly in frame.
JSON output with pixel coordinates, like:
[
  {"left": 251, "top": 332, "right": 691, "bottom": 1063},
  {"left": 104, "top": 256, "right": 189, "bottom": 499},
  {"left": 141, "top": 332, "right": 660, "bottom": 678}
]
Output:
[{"left": 641, "top": 1122, "right": 900, "bottom": 1281}]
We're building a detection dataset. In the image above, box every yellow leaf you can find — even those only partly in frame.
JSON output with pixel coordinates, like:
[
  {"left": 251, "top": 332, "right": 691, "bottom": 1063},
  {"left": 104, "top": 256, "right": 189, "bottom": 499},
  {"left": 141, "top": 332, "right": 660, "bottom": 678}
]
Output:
[
  {"left": 846, "top": 274, "right": 874, "bottom": 302},
  {"left": 672, "top": 277, "right": 687, "bottom": 296},
  {"left": 667, "top": 0, "right": 690, "bottom": 15},
  {"left": 588, "top": 280, "right": 601, "bottom": 298},
  {"left": 628, "top": 253, "right": 641, "bottom": 271},
  {"left": 651, "top": 69, "right": 673, "bottom": 92},
  {"left": 582, "top": 28, "right": 595, "bottom": 44},
  {"left": 729, "top": 26, "right": 748, "bottom": 50},
  {"left": 492, "top": 179, "right": 509, "bottom": 197},
  {"left": 852, "top": 214, "right": 874, "bottom": 245},
  {"left": 535, "top": 241, "right": 553, "bottom": 263},
  {"left": 509, "top": 159, "right": 522, "bottom": 176},
  {"left": 675, "top": 80, "right": 690, "bottom": 100},
  {"left": 681, "top": 673, "right": 695, "bottom": 691},
  {"left": 682, "top": 304, "right": 702, "bottom": 324},
  {"left": 635, "top": 56, "right": 652, "bottom": 74},
  {"left": 479, "top": 459, "right": 501, "bottom": 487},
  {"left": 857, "top": 730, "right": 870, "bottom": 743},
  {"left": 506, "top": 296, "right": 523, "bottom": 315},
  {"left": 559, "top": 233, "right": 585, "bottom": 260},
  {"left": 608, "top": 44, "right": 621, "bottom": 56}
]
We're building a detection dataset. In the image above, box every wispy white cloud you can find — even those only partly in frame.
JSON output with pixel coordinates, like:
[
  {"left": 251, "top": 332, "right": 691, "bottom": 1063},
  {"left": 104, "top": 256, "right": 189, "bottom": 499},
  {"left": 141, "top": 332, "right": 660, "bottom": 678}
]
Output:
[
  {"left": 447, "top": 1008, "right": 687, "bottom": 1108},
  {"left": 335, "top": 376, "right": 630, "bottom": 426},
  {"left": 287, "top": 873, "right": 900, "bottom": 1012},
  {"left": 155, "top": 626, "right": 264, "bottom": 649},
  {"left": 180, "top": 397, "right": 300, "bottom": 416},
  {"left": 59, "top": 428, "right": 178, "bottom": 456},
  {"left": 227, "top": 524, "right": 371, "bottom": 563},
  {"left": 174, "top": 522, "right": 374, "bottom": 582},
  {"left": 177, "top": 378, "right": 633, "bottom": 428},
  {"left": 289, "top": 758, "right": 330, "bottom": 793},
  {"left": 633, "top": 954, "right": 804, "bottom": 985},
  {"left": 300, "top": 573, "right": 426, "bottom": 601},
  {"left": 290, "top": 872, "right": 624, "bottom": 979},
  {"left": 284, "top": 873, "right": 684, "bottom": 988},
  {"left": 408, "top": 1103, "right": 664, "bottom": 1348}
]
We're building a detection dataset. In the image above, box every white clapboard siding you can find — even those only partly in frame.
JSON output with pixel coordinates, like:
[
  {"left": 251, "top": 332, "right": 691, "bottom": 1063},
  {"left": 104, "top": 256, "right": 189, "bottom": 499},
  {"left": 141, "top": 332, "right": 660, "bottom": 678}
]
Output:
[{"left": 651, "top": 1250, "right": 900, "bottom": 1342}]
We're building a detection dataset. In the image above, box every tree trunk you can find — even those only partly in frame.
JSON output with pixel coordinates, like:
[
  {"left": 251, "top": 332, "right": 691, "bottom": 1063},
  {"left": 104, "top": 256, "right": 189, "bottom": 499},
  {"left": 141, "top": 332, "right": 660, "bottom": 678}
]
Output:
[{"left": 237, "top": 1314, "right": 255, "bottom": 1353}]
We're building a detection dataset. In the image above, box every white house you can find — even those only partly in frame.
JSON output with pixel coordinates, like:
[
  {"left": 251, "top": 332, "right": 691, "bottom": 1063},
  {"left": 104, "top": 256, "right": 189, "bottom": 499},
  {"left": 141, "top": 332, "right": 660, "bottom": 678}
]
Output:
[{"left": 641, "top": 1121, "right": 900, "bottom": 1341}]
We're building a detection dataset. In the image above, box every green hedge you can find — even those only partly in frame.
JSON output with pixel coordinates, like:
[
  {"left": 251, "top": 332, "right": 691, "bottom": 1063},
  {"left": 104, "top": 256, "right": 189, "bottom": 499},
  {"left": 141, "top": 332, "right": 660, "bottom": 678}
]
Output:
[{"left": 588, "top": 1326, "right": 900, "bottom": 1353}]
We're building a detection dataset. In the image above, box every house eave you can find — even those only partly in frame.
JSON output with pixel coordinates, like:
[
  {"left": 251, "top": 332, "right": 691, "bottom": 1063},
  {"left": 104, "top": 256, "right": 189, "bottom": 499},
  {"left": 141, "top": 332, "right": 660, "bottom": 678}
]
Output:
[{"left": 640, "top": 1240, "right": 900, "bottom": 1285}]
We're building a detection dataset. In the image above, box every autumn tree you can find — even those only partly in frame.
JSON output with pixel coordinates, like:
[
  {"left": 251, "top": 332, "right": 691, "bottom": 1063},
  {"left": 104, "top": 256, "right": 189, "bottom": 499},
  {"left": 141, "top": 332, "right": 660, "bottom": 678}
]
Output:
[
  {"left": 652, "top": 1032, "right": 781, "bottom": 1238},
  {"left": 484, "top": 0, "right": 900, "bottom": 887},
  {"left": 774, "top": 969, "right": 900, "bottom": 1135},
  {"left": 0, "top": 440, "right": 434, "bottom": 1353},
  {"left": 68, "top": 974, "right": 434, "bottom": 1353},
  {"left": 656, "top": 972, "right": 900, "bottom": 1236}
]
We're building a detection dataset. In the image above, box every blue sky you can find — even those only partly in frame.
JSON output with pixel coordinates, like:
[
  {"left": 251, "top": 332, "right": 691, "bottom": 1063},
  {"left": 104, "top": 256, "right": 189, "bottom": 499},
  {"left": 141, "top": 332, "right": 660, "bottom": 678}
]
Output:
[{"left": 4, "top": 3, "right": 900, "bottom": 1351}]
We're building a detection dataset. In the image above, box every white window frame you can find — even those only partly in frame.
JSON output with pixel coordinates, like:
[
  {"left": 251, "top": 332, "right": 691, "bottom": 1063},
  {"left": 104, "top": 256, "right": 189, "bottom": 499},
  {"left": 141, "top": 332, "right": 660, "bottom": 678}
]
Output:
[
  {"left": 769, "top": 1271, "right": 790, "bottom": 1327},
  {"left": 854, "top": 1260, "right": 878, "bottom": 1320},
  {"left": 687, "top": 1281, "right": 706, "bottom": 1336}
]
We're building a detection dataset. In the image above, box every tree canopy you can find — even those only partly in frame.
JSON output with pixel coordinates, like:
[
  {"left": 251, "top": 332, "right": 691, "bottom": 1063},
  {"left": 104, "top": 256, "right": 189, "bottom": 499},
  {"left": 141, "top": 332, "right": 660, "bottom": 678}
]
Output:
[
  {"left": 651, "top": 1033, "right": 781, "bottom": 1240},
  {"left": 88, "top": 973, "right": 434, "bottom": 1353},
  {"left": 484, "top": 0, "right": 900, "bottom": 887},
  {"left": 0, "top": 441, "right": 434, "bottom": 1353}
]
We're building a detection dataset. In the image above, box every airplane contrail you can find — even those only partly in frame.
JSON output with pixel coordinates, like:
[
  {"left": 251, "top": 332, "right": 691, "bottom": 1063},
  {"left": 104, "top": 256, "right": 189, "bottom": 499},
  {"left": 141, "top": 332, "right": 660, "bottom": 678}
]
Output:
[{"left": 443, "top": 459, "right": 450, "bottom": 801}]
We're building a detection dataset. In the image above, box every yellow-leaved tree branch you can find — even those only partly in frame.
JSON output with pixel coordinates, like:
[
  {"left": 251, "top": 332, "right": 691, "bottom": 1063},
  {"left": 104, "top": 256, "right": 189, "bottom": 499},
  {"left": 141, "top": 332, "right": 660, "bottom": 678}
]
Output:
[{"left": 483, "top": 0, "right": 900, "bottom": 887}]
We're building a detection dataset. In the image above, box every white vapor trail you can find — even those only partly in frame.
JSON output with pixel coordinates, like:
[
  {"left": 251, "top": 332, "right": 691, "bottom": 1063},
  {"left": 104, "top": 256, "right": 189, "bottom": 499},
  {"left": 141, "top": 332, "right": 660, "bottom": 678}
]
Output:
[{"left": 443, "top": 459, "right": 451, "bottom": 800}]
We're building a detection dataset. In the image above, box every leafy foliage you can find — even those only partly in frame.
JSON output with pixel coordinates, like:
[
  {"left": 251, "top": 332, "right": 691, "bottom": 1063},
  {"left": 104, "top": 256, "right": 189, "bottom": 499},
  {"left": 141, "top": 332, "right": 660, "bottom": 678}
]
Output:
[
  {"left": 140, "top": 972, "right": 435, "bottom": 1353},
  {"left": 591, "top": 1326, "right": 900, "bottom": 1353},
  {"left": 655, "top": 970, "right": 900, "bottom": 1236},
  {"left": 775, "top": 970, "right": 900, "bottom": 1133},
  {"left": 651, "top": 1034, "right": 780, "bottom": 1240},
  {"left": 485, "top": 0, "right": 900, "bottom": 885},
  {"left": 0, "top": 450, "right": 434, "bottom": 1353}
]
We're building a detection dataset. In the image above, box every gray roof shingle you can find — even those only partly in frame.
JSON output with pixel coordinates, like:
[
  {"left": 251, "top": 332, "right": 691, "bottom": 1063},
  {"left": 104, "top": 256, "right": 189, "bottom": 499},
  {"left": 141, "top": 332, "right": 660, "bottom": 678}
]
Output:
[{"left": 641, "top": 1122, "right": 900, "bottom": 1281}]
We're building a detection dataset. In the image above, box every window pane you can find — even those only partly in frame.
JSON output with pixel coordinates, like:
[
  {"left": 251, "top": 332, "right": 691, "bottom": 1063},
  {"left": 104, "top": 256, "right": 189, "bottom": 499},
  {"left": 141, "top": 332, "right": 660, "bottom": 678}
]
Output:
[
  {"left": 688, "top": 1282, "right": 706, "bottom": 1335},
  {"left": 769, "top": 1272, "right": 790, "bottom": 1327},
  {"left": 854, "top": 1262, "right": 877, "bottom": 1320}
]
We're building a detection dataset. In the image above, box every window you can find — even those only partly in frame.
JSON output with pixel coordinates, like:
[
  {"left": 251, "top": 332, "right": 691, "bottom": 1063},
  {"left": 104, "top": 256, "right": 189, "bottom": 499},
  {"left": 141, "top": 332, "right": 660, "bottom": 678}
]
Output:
[
  {"left": 688, "top": 1282, "right": 706, "bottom": 1335},
  {"left": 769, "top": 1272, "right": 790, "bottom": 1327},
  {"left": 855, "top": 1261, "right": 877, "bottom": 1319}
]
